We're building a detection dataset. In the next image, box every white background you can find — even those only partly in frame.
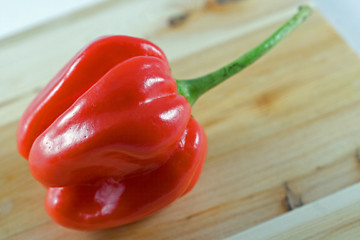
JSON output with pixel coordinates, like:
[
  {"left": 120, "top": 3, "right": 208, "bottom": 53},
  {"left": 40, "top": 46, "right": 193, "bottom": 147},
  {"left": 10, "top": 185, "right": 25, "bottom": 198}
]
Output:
[
  {"left": 312, "top": 0, "right": 360, "bottom": 56},
  {"left": 0, "top": 0, "right": 359, "bottom": 56}
]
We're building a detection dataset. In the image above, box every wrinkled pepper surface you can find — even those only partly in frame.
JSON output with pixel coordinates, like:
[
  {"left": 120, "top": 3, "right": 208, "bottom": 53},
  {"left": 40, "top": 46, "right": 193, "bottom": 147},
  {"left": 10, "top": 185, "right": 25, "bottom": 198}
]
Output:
[{"left": 17, "top": 6, "right": 311, "bottom": 230}]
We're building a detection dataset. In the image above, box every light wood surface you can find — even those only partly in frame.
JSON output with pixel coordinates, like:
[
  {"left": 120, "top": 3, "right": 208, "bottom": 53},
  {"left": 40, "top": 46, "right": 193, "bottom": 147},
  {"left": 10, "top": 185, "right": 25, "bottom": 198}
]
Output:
[
  {"left": 226, "top": 183, "right": 360, "bottom": 240},
  {"left": 1, "top": 0, "right": 360, "bottom": 239}
]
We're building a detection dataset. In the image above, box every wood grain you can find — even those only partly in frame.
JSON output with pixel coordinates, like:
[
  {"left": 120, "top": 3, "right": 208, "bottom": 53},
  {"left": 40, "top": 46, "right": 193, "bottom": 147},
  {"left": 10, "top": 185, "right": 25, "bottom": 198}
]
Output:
[
  {"left": 1, "top": 0, "right": 360, "bottom": 239},
  {"left": 227, "top": 183, "right": 360, "bottom": 240}
]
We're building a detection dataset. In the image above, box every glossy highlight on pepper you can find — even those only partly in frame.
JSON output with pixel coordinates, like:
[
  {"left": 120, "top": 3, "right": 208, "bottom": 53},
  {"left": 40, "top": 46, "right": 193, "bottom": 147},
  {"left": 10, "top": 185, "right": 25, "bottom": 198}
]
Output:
[{"left": 17, "top": 6, "right": 311, "bottom": 231}]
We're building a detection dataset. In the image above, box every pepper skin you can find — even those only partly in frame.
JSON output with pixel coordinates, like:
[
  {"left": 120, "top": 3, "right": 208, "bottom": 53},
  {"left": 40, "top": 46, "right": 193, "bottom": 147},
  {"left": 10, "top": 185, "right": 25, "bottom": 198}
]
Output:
[
  {"left": 17, "top": 36, "right": 207, "bottom": 230},
  {"left": 17, "top": 6, "right": 311, "bottom": 231}
]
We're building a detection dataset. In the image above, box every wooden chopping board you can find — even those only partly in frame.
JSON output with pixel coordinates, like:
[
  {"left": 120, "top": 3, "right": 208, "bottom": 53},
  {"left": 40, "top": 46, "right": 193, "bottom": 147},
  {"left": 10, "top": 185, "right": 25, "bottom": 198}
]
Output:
[{"left": 1, "top": 0, "right": 360, "bottom": 239}]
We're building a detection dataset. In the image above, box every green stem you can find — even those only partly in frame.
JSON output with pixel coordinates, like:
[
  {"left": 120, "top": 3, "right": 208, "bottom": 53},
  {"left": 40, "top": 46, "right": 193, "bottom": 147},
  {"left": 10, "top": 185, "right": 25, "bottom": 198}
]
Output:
[{"left": 176, "top": 6, "right": 312, "bottom": 106}]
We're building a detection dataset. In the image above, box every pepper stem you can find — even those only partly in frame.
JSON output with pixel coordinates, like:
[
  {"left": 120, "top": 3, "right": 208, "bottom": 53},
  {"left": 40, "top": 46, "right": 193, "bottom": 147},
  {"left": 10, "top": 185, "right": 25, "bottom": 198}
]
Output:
[{"left": 176, "top": 6, "right": 312, "bottom": 106}]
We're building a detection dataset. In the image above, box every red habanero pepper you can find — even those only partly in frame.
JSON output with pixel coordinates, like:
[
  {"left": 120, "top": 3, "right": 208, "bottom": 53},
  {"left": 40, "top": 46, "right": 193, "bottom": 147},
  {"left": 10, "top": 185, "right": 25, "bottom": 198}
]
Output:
[{"left": 17, "top": 7, "right": 311, "bottom": 230}]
